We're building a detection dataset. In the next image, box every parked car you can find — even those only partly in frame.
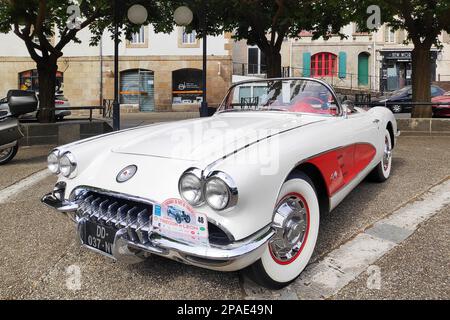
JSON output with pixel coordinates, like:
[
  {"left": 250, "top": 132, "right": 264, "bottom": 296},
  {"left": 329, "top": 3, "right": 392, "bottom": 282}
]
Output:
[
  {"left": 42, "top": 77, "right": 398, "bottom": 289},
  {"left": 0, "top": 91, "right": 71, "bottom": 120},
  {"left": 432, "top": 91, "right": 450, "bottom": 118},
  {"left": 374, "top": 85, "right": 445, "bottom": 113}
]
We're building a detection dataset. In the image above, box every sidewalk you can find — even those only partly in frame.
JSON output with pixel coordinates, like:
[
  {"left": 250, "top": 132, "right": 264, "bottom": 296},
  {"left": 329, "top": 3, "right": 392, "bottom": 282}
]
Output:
[
  {"left": 335, "top": 205, "right": 450, "bottom": 300},
  {"left": 119, "top": 112, "right": 200, "bottom": 129}
]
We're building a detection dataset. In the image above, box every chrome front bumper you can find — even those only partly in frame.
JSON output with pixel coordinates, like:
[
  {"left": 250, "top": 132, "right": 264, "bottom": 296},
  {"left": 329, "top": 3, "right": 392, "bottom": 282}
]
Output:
[{"left": 42, "top": 183, "right": 275, "bottom": 272}]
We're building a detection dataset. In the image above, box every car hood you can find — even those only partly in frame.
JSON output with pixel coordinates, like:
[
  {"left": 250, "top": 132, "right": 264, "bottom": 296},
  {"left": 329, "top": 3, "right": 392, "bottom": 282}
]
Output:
[{"left": 111, "top": 113, "right": 323, "bottom": 161}]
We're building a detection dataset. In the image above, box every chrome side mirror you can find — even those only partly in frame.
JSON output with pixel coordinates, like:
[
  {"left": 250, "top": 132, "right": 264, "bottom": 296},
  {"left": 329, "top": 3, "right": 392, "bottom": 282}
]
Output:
[{"left": 342, "top": 100, "right": 356, "bottom": 117}]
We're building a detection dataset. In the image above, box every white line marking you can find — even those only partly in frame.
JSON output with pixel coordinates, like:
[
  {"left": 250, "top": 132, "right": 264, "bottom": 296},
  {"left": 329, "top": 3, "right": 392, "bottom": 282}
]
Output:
[
  {"left": 0, "top": 169, "right": 51, "bottom": 204},
  {"left": 244, "top": 178, "right": 450, "bottom": 300}
]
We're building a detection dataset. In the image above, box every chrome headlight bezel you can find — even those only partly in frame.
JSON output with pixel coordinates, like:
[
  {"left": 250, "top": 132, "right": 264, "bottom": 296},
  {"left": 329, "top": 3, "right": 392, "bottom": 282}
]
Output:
[
  {"left": 47, "top": 149, "right": 61, "bottom": 174},
  {"left": 204, "top": 171, "right": 238, "bottom": 211},
  {"left": 178, "top": 168, "right": 205, "bottom": 207},
  {"left": 59, "top": 152, "right": 77, "bottom": 178}
]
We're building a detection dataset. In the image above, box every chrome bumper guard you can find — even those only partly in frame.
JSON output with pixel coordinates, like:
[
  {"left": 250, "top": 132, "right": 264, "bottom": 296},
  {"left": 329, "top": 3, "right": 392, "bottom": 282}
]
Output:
[{"left": 42, "top": 183, "right": 275, "bottom": 272}]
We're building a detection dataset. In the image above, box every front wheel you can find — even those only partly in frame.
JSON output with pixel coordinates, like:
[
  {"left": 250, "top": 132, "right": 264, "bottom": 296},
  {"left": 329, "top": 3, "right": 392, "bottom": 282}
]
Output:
[
  {"left": 369, "top": 129, "right": 393, "bottom": 182},
  {"left": 244, "top": 173, "right": 320, "bottom": 289},
  {"left": 0, "top": 144, "right": 19, "bottom": 165}
]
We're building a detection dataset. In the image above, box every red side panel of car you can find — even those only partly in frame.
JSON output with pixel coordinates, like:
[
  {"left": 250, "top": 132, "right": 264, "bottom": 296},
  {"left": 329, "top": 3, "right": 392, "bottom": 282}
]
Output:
[{"left": 307, "top": 143, "right": 376, "bottom": 197}]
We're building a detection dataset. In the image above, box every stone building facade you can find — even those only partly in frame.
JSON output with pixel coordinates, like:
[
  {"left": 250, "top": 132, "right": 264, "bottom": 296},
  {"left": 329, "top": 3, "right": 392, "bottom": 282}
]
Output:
[
  {"left": 230, "top": 23, "right": 450, "bottom": 93},
  {"left": 0, "top": 27, "right": 233, "bottom": 112}
]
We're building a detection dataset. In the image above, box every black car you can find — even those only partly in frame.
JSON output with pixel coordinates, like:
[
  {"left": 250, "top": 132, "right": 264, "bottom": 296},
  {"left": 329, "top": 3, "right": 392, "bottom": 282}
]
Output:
[{"left": 374, "top": 85, "right": 445, "bottom": 113}]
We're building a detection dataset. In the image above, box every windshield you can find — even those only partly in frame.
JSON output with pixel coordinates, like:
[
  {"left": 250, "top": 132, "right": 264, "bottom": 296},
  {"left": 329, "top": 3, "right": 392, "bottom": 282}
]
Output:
[{"left": 218, "top": 79, "right": 340, "bottom": 116}]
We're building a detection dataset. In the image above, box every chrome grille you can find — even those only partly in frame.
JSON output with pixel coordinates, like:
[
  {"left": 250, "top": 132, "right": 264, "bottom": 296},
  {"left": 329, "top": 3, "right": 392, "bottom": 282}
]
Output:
[
  {"left": 76, "top": 190, "right": 153, "bottom": 246},
  {"left": 73, "top": 189, "right": 233, "bottom": 246}
]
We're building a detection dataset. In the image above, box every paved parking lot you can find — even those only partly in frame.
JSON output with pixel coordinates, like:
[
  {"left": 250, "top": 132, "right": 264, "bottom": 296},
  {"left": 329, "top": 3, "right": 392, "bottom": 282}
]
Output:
[{"left": 0, "top": 136, "right": 449, "bottom": 300}]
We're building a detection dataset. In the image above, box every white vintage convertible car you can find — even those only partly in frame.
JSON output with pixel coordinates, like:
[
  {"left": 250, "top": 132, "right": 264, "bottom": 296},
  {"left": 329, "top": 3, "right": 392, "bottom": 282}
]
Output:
[{"left": 42, "top": 78, "right": 398, "bottom": 289}]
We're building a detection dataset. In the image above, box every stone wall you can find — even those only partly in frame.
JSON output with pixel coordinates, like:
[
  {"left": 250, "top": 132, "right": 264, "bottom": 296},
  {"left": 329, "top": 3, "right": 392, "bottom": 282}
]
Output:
[
  {"left": 0, "top": 55, "right": 232, "bottom": 111},
  {"left": 20, "top": 120, "right": 113, "bottom": 146}
]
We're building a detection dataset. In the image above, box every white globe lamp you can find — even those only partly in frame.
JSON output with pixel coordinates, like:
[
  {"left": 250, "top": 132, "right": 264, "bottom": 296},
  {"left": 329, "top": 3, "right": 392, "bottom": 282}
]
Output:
[
  {"left": 128, "top": 4, "right": 148, "bottom": 25},
  {"left": 174, "top": 6, "right": 194, "bottom": 26}
]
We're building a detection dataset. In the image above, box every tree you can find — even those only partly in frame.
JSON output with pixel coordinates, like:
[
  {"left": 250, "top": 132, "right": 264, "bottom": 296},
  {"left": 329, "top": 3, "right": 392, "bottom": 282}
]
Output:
[
  {"left": 354, "top": 1, "right": 450, "bottom": 118},
  {"left": 0, "top": 0, "right": 173, "bottom": 123},
  {"left": 174, "top": 0, "right": 352, "bottom": 78}
]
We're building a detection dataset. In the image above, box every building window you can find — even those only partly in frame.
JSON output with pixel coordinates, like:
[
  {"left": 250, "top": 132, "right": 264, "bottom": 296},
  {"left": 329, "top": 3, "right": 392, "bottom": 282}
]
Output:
[
  {"left": 18, "top": 69, "right": 63, "bottom": 92},
  {"left": 384, "top": 26, "right": 395, "bottom": 43},
  {"left": 248, "top": 47, "right": 267, "bottom": 75},
  {"left": 131, "top": 26, "right": 146, "bottom": 44},
  {"left": 311, "top": 52, "right": 337, "bottom": 77},
  {"left": 178, "top": 27, "right": 199, "bottom": 48},
  {"left": 182, "top": 27, "right": 197, "bottom": 44}
]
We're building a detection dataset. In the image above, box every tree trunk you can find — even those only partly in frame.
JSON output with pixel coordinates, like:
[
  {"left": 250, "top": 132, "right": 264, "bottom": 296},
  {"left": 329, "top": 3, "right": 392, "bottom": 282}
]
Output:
[
  {"left": 264, "top": 48, "right": 282, "bottom": 78},
  {"left": 411, "top": 44, "right": 432, "bottom": 118},
  {"left": 37, "top": 58, "right": 57, "bottom": 123}
]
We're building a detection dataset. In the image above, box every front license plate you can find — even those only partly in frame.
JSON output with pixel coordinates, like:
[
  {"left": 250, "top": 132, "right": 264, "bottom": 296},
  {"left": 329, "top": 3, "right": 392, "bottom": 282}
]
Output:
[{"left": 83, "top": 221, "right": 117, "bottom": 256}]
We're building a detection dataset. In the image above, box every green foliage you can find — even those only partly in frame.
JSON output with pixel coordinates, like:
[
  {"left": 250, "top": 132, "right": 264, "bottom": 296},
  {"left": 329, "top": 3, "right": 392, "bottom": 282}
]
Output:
[
  {"left": 172, "top": 0, "right": 353, "bottom": 50},
  {"left": 0, "top": 0, "right": 177, "bottom": 60}
]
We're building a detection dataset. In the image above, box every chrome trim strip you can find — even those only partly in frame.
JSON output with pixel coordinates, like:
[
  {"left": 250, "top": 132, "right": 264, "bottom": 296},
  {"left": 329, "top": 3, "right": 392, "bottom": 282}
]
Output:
[{"left": 203, "top": 119, "right": 326, "bottom": 175}]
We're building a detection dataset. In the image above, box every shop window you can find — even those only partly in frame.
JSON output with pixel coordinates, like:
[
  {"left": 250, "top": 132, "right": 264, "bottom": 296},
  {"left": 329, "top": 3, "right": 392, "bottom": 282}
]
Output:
[
  {"left": 18, "top": 69, "right": 63, "bottom": 92},
  {"left": 172, "top": 68, "right": 203, "bottom": 105},
  {"left": 311, "top": 52, "right": 337, "bottom": 77}
]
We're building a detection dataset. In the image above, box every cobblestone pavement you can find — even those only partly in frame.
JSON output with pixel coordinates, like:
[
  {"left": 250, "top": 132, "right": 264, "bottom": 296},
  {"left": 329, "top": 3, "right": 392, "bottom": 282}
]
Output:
[{"left": 0, "top": 136, "right": 449, "bottom": 299}]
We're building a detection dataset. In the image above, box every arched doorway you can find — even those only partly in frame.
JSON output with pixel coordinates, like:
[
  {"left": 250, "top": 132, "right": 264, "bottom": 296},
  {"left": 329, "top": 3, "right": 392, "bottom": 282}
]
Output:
[
  {"left": 18, "top": 69, "right": 64, "bottom": 92},
  {"left": 120, "top": 69, "right": 154, "bottom": 112},
  {"left": 358, "top": 53, "right": 370, "bottom": 86}
]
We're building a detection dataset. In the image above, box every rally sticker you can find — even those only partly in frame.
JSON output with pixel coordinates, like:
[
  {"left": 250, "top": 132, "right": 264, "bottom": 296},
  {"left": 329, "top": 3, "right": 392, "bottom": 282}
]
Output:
[{"left": 152, "top": 199, "right": 209, "bottom": 246}]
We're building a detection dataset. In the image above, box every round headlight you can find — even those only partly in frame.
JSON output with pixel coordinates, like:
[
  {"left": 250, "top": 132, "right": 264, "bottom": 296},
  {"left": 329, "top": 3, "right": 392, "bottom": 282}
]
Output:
[
  {"left": 205, "top": 178, "right": 230, "bottom": 211},
  {"left": 47, "top": 151, "right": 60, "bottom": 174},
  {"left": 59, "top": 152, "right": 77, "bottom": 178},
  {"left": 179, "top": 172, "right": 203, "bottom": 206}
]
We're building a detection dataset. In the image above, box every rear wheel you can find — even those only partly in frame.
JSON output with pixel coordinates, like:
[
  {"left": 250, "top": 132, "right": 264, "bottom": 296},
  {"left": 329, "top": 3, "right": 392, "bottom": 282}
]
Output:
[
  {"left": 369, "top": 129, "right": 393, "bottom": 182},
  {"left": 244, "top": 173, "right": 320, "bottom": 289},
  {"left": 0, "top": 144, "right": 19, "bottom": 165}
]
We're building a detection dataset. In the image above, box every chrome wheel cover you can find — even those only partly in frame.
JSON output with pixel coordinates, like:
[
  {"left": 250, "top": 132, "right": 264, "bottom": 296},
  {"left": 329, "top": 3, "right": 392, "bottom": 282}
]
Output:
[
  {"left": 383, "top": 135, "right": 392, "bottom": 171},
  {"left": 270, "top": 194, "right": 309, "bottom": 263},
  {"left": 0, "top": 147, "right": 13, "bottom": 161},
  {"left": 392, "top": 105, "right": 401, "bottom": 113}
]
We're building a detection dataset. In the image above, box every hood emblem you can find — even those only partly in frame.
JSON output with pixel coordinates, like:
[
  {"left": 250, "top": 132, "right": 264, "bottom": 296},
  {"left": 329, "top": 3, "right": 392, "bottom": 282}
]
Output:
[{"left": 116, "top": 165, "right": 138, "bottom": 183}]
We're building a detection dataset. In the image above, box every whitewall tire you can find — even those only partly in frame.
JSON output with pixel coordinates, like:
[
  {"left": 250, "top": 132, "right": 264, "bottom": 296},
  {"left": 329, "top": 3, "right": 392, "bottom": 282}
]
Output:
[
  {"left": 245, "top": 173, "right": 320, "bottom": 289},
  {"left": 369, "top": 129, "right": 393, "bottom": 182}
]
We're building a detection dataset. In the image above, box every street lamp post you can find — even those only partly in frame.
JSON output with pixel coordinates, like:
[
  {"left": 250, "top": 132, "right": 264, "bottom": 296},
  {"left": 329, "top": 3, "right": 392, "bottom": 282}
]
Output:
[
  {"left": 174, "top": 3, "right": 209, "bottom": 117},
  {"left": 112, "top": 0, "right": 120, "bottom": 131},
  {"left": 112, "top": 2, "right": 148, "bottom": 131}
]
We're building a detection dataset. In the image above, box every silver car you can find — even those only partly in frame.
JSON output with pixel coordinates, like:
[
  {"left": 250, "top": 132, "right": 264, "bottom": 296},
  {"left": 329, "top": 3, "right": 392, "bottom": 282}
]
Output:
[{"left": 0, "top": 92, "right": 71, "bottom": 120}]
